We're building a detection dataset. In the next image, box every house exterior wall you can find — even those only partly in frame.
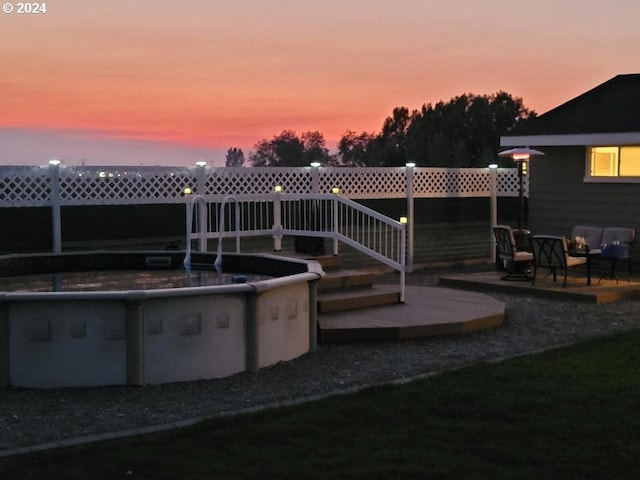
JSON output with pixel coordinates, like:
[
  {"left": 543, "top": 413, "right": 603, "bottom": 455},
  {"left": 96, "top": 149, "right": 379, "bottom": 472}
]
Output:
[{"left": 529, "top": 146, "right": 640, "bottom": 238}]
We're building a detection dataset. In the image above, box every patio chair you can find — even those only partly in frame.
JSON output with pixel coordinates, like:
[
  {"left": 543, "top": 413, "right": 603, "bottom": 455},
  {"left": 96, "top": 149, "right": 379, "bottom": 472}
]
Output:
[
  {"left": 493, "top": 225, "right": 533, "bottom": 280},
  {"left": 530, "top": 235, "right": 587, "bottom": 287}
]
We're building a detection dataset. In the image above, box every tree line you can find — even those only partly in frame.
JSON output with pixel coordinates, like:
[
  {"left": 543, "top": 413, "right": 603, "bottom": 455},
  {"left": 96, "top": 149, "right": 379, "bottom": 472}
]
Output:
[{"left": 225, "top": 91, "right": 535, "bottom": 168}]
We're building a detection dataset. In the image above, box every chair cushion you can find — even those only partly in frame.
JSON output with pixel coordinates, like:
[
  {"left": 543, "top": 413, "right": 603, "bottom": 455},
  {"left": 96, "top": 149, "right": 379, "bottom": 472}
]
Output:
[
  {"left": 514, "top": 251, "right": 533, "bottom": 261},
  {"left": 566, "top": 255, "right": 587, "bottom": 267}
]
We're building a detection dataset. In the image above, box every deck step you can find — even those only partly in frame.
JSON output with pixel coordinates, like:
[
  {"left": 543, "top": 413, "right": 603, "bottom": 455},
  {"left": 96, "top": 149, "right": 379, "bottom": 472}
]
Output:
[
  {"left": 317, "top": 285, "right": 401, "bottom": 313},
  {"left": 319, "top": 269, "right": 377, "bottom": 291},
  {"left": 310, "top": 255, "right": 342, "bottom": 271}
]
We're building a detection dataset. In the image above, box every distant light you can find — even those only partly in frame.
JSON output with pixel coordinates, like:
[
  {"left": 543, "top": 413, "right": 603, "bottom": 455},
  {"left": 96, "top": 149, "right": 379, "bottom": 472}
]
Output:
[
  {"left": 184, "top": 187, "right": 193, "bottom": 195},
  {"left": 48, "top": 159, "right": 61, "bottom": 166},
  {"left": 331, "top": 187, "right": 340, "bottom": 194},
  {"left": 488, "top": 163, "right": 498, "bottom": 169},
  {"left": 274, "top": 185, "right": 282, "bottom": 192},
  {"left": 405, "top": 162, "right": 416, "bottom": 168},
  {"left": 195, "top": 161, "right": 207, "bottom": 167},
  {"left": 98, "top": 171, "right": 106, "bottom": 178},
  {"left": 310, "top": 162, "right": 321, "bottom": 167},
  {"left": 400, "top": 216, "right": 408, "bottom": 224}
]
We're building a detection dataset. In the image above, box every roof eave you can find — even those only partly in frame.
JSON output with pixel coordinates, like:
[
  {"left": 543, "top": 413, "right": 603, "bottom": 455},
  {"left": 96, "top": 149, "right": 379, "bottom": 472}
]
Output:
[{"left": 500, "top": 132, "right": 640, "bottom": 147}]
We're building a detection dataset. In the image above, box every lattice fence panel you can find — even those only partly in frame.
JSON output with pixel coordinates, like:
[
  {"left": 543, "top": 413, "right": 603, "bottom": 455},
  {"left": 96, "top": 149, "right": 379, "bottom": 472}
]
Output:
[
  {"left": 204, "top": 167, "right": 312, "bottom": 195},
  {"left": 58, "top": 166, "right": 196, "bottom": 205},
  {"left": 0, "top": 166, "right": 51, "bottom": 207},
  {"left": 319, "top": 167, "right": 406, "bottom": 198},
  {"left": 0, "top": 165, "right": 523, "bottom": 207},
  {"left": 496, "top": 168, "right": 524, "bottom": 197},
  {"left": 413, "top": 168, "right": 485, "bottom": 198}
]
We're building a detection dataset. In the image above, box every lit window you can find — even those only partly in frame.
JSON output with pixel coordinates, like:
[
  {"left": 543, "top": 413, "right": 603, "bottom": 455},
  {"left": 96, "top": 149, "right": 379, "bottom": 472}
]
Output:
[
  {"left": 619, "top": 146, "right": 640, "bottom": 176},
  {"left": 589, "top": 146, "right": 640, "bottom": 177}
]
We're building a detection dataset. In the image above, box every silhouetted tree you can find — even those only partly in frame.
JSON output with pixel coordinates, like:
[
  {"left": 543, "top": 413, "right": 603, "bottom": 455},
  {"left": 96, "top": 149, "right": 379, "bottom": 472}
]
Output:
[
  {"left": 337, "top": 130, "right": 377, "bottom": 166},
  {"left": 250, "top": 130, "right": 335, "bottom": 167},
  {"left": 337, "top": 91, "right": 536, "bottom": 167},
  {"left": 225, "top": 147, "right": 245, "bottom": 167}
]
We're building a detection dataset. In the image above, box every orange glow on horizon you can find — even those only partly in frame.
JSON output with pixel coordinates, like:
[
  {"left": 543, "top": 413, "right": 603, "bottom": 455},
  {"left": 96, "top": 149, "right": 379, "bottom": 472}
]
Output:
[{"left": 2, "top": 0, "right": 639, "bottom": 159}]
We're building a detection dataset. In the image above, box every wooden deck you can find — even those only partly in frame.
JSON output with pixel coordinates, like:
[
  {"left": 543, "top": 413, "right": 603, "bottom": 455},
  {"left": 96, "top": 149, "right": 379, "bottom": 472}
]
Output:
[
  {"left": 318, "top": 286, "right": 505, "bottom": 342},
  {"left": 438, "top": 270, "right": 640, "bottom": 303}
]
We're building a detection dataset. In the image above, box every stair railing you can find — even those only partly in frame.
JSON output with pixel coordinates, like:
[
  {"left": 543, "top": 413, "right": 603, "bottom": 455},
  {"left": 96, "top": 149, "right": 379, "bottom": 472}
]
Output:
[{"left": 185, "top": 192, "right": 407, "bottom": 301}]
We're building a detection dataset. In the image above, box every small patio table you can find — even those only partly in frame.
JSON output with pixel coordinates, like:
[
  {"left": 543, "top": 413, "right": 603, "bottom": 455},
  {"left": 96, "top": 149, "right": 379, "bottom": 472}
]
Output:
[
  {"left": 569, "top": 247, "right": 601, "bottom": 286},
  {"left": 599, "top": 244, "right": 628, "bottom": 284}
]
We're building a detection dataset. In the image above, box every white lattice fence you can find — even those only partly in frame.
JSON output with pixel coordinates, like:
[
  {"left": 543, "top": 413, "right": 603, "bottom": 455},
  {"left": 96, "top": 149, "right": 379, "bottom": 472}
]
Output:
[
  {"left": 58, "top": 166, "right": 196, "bottom": 205},
  {"left": 0, "top": 166, "right": 52, "bottom": 207},
  {"left": 320, "top": 167, "right": 407, "bottom": 198},
  {"left": 203, "top": 167, "right": 312, "bottom": 195},
  {"left": 0, "top": 165, "right": 523, "bottom": 208}
]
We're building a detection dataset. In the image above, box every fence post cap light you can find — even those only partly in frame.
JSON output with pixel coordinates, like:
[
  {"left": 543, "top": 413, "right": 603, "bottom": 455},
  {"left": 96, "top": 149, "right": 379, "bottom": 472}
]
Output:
[
  {"left": 331, "top": 187, "right": 340, "bottom": 194},
  {"left": 400, "top": 216, "right": 408, "bottom": 224},
  {"left": 310, "top": 162, "right": 321, "bottom": 167},
  {"left": 184, "top": 187, "right": 193, "bottom": 195},
  {"left": 405, "top": 162, "right": 416, "bottom": 168},
  {"left": 48, "top": 159, "right": 61, "bottom": 166},
  {"left": 195, "top": 161, "right": 207, "bottom": 167},
  {"left": 274, "top": 185, "right": 282, "bottom": 192},
  {"left": 488, "top": 163, "right": 498, "bottom": 169}
]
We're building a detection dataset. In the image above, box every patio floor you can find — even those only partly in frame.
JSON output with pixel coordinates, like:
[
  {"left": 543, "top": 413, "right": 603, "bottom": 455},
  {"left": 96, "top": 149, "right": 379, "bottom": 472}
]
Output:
[{"left": 438, "top": 268, "right": 640, "bottom": 304}]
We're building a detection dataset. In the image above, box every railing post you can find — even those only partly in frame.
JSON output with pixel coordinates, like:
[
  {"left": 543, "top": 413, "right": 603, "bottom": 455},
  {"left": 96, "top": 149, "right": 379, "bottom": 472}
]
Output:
[
  {"left": 195, "top": 161, "right": 207, "bottom": 195},
  {"left": 198, "top": 197, "right": 208, "bottom": 252},
  {"left": 400, "top": 222, "right": 406, "bottom": 302},
  {"left": 310, "top": 162, "right": 320, "bottom": 193},
  {"left": 489, "top": 165, "right": 498, "bottom": 263},
  {"left": 332, "top": 191, "right": 339, "bottom": 256},
  {"left": 405, "top": 163, "right": 415, "bottom": 272},
  {"left": 272, "top": 187, "right": 283, "bottom": 251},
  {"left": 49, "top": 160, "right": 62, "bottom": 254}
]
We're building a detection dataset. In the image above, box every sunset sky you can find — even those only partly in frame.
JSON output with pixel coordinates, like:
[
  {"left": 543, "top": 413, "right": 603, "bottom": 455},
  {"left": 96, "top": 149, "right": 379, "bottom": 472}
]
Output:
[{"left": 1, "top": 0, "right": 639, "bottom": 166}]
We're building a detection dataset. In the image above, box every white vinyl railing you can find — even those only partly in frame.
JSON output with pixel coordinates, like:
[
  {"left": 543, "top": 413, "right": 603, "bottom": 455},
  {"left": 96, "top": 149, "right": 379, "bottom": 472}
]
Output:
[{"left": 184, "top": 193, "right": 407, "bottom": 300}]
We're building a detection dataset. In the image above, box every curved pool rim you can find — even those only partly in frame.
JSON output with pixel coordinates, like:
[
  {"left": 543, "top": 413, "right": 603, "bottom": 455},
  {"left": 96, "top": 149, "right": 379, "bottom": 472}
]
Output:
[{"left": 0, "top": 251, "right": 324, "bottom": 389}]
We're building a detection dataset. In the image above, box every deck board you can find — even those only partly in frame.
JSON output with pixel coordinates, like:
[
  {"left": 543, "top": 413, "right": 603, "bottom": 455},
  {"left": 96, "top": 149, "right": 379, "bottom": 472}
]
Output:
[
  {"left": 318, "top": 286, "right": 505, "bottom": 342},
  {"left": 438, "top": 270, "right": 640, "bottom": 303}
]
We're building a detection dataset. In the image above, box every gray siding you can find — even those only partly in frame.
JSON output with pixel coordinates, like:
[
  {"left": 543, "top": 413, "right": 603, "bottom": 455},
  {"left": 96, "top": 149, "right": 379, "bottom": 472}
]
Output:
[{"left": 529, "top": 146, "right": 640, "bottom": 239}]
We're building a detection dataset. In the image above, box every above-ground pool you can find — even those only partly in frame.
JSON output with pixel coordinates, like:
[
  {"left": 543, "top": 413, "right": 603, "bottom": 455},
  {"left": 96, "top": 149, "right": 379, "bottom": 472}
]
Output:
[{"left": 0, "top": 251, "right": 324, "bottom": 388}]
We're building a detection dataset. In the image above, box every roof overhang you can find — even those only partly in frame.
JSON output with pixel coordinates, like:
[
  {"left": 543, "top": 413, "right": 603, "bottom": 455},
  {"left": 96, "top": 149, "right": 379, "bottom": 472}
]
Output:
[{"left": 501, "top": 132, "right": 640, "bottom": 147}]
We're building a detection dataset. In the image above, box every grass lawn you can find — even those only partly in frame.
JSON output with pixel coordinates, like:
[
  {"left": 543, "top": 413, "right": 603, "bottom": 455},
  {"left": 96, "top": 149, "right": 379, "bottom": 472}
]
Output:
[{"left": 3, "top": 330, "right": 640, "bottom": 479}]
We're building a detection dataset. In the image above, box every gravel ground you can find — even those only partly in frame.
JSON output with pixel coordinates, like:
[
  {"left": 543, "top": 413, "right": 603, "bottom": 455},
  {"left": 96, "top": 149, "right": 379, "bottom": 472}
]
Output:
[{"left": 2, "top": 267, "right": 640, "bottom": 453}]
